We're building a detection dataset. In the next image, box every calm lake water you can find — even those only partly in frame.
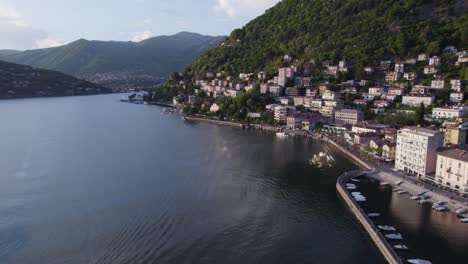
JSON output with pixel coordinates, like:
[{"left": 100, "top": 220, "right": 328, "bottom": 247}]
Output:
[
  {"left": 0, "top": 94, "right": 464, "bottom": 264},
  {"left": 0, "top": 94, "right": 380, "bottom": 264}
]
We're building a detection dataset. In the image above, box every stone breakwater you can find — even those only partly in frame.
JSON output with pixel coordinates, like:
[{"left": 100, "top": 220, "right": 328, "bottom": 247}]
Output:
[{"left": 337, "top": 171, "right": 403, "bottom": 264}]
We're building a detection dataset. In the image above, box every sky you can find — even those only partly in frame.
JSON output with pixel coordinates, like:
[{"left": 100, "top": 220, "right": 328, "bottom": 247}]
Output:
[{"left": 0, "top": 0, "right": 281, "bottom": 50}]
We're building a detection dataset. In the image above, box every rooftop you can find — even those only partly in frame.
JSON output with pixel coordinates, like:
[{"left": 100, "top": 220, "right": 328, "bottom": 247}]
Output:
[
  {"left": 437, "top": 145, "right": 468, "bottom": 162},
  {"left": 401, "top": 126, "right": 441, "bottom": 136}
]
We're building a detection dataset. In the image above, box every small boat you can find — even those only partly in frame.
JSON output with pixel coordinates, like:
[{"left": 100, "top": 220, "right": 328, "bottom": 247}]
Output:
[
  {"left": 385, "top": 233, "right": 403, "bottom": 240},
  {"left": 411, "top": 196, "right": 421, "bottom": 200},
  {"left": 419, "top": 200, "right": 431, "bottom": 204},
  {"left": 460, "top": 218, "right": 468, "bottom": 223},
  {"left": 368, "top": 213, "right": 380, "bottom": 217},
  {"left": 380, "top": 182, "right": 390, "bottom": 186},
  {"left": 433, "top": 201, "right": 445, "bottom": 206},
  {"left": 393, "top": 188, "right": 401, "bottom": 192},
  {"left": 346, "top": 183, "right": 357, "bottom": 188},
  {"left": 276, "top": 132, "right": 289, "bottom": 138},
  {"left": 350, "top": 179, "right": 360, "bottom": 183},
  {"left": 395, "top": 180, "right": 403, "bottom": 186},
  {"left": 394, "top": 244, "right": 409, "bottom": 250},
  {"left": 407, "top": 259, "right": 432, "bottom": 264},
  {"left": 346, "top": 186, "right": 357, "bottom": 190},
  {"left": 378, "top": 225, "right": 396, "bottom": 231},
  {"left": 456, "top": 208, "right": 467, "bottom": 214},
  {"left": 420, "top": 194, "right": 431, "bottom": 199},
  {"left": 397, "top": 190, "right": 408, "bottom": 194},
  {"left": 417, "top": 191, "right": 427, "bottom": 196}
]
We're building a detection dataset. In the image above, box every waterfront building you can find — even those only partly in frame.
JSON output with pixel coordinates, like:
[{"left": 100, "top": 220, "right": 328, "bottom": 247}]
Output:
[
  {"left": 287, "top": 114, "right": 307, "bottom": 129},
  {"left": 274, "top": 106, "right": 288, "bottom": 123},
  {"left": 401, "top": 95, "right": 434, "bottom": 106},
  {"left": 352, "top": 125, "right": 378, "bottom": 134},
  {"left": 335, "top": 109, "right": 364, "bottom": 125},
  {"left": 395, "top": 127, "right": 444, "bottom": 180},
  {"left": 432, "top": 106, "right": 468, "bottom": 119},
  {"left": 210, "top": 103, "right": 220, "bottom": 113},
  {"left": 435, "top": 145, "right": 468, "bottom": 195},
  {"left": 354, "top": 133, "right": 381, "bottom": 148}
]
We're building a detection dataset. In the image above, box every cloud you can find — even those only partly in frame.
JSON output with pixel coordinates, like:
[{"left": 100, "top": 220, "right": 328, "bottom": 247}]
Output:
[
  {"left": 0, "top": 3, "right": 62, "bottom": 50},
  {"left": 131, "top": 30, "right": 153, "bottom": 42},
  {"left": 35, "top": 37, "right": 64, "bottom": 49},
  {"left": 214, "top": 0, "right": 281, "bottom": 17}
]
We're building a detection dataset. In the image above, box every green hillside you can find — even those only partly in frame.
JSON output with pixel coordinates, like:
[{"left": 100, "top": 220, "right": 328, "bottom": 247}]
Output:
[
  {"left": 0, "top": 32, "right": 225, "bottom": 88},
  {"left": 0, "top": 60, "right": 109, "bottom": 98},
  {"left": 186, "top": 0, "right": 467, "bottom": 78}
]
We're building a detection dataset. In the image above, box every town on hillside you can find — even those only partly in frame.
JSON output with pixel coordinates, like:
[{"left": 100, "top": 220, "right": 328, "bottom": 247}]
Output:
[{"left": 147, "top": 45, "right": 468, "bottom": 198}]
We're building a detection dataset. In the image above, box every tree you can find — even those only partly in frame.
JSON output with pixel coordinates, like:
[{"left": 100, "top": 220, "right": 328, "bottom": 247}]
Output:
[{"left": 416, "top": 102, "right": 425, "bottom": 125}]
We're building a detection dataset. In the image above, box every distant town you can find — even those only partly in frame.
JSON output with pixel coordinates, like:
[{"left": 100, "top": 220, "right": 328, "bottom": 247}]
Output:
[{"left": 135, "top": 45, "right": 468, "bottom": 198}]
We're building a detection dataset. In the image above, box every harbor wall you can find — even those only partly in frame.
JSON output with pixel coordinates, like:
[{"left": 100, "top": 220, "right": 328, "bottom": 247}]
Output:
[
  {"left": 184, "top": 117, "right": 244, "bottom": 128},
  {"left": 336, "top": 172, "right": 402, "bottom": 264}
]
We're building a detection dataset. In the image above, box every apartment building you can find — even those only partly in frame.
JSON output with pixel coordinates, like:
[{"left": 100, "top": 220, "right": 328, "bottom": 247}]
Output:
[{"left": 435, "top": 145, "right": 468, "bottom": 195}]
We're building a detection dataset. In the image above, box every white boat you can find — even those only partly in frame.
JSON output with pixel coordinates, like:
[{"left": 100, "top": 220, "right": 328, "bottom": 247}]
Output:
[
  {"left": 378, "top": 225, "right": 396, "bottom": 231},
  {"left": 417, "top": 191, "right": 427, "bottom": 196},
  {"left": 460, "top": 218, "right": 468, "bottom": 223},
  {"left": 350, "top": 179, "right": 360, "bottom": 182},
  {"left": 407, "top": 259, "right": 432, "bottom": 264},
  {"left": 385, "top": 233, "right": 402, "bottom": 240},
  {"left": 346, "top": 186, "right": 357, "bottom": 190},
  {"left": 380, "top": 182, "right": 390, "bottom": 186},
  {"left": 419, "top": 200, "right": 431, "bottom": 204},
  {"left": 433, "top": 201, "right": 445, "bottom": 206},
  {"left": 397, "top": 190, "right": 408, "bottom": 194},
  {"left": 411, "top": 196, "right": 421, "bottom": 200},
  {"left": 276, "top": 132, "right": 289, "bottom": 138},
  {"left": 395, "top": 180, "right": 403, "bottom": 185},
  {"left": 434, "top": 206, "right": 448, "bottom": 212},
  {"left": 456, "top": 208, "right": 467, "bottom": 214},
  {"left": 346, "top": 183, "right": 357, "bottom": 188},
  {"left": 393, "top": 188, "right": 401, "bottom": 192},
  {"left": 394, "top": 244, "right": 409, "bottom": 250},
  {"left": 367, "top": 213, "right": 380, "bottom": 217}
]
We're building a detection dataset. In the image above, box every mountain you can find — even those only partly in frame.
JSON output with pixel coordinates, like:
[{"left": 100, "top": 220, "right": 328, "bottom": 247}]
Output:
[
  {"left": 186, "top": 0, "right": 467, "bottom": 78},
  {"left": 0, "top": 32, "right": 226, "bottom": 89},
  {"left": 0, "top": 60, "right": 109, "bottom": 98}
]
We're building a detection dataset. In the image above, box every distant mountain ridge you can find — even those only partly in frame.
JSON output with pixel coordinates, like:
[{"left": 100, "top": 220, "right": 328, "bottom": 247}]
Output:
[
  {"left": 0, "top": 32, "right": 226, "bottom": 88},
  {"left": 0, "top": 60, "right": 109, "bottom": 98}
]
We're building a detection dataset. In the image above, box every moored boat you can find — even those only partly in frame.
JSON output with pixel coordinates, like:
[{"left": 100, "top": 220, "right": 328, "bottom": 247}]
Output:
[
  {"left": 385, "top": 233, "right": 402, "bottom": 240},
  {"left": 394, "top": 244, "right": 409, "bottom": 250},
  {"left": 411, "top": 196, "right": 421, "bottom": 200},
  {"left": 460, "top": 218, "right": 468, "bottom": 223},
  {"left": 378, "top": 225, "right": 396, "bottom": 231},
  {"left": 407, "top": 259, "right": 432, "bottom": 264},
  {"left": 276, "top": 132, "right": 289, "bottom": 138},
  {"left": 380, "top": 182, "right": 390, "bottom": 186},
  {"left": 367, "top": 213, "right": 380, "bottom": 217},
  {"left": 456, "top": 208, "right": 467, "bottom": 214}
]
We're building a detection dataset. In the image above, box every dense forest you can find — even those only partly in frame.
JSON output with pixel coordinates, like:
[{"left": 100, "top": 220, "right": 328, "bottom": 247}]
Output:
[{"left": 186, "top": 0, "right": 467, "bottom": 79}]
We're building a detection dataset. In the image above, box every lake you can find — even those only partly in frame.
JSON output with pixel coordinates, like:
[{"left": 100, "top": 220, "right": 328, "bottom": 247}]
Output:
[{"left": 0, "top": 94, "right": 396, "bottom": 263}]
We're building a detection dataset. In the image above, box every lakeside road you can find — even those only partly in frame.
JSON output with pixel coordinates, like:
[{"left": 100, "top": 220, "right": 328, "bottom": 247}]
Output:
[{"left": 367, "top": 170, "right": 468, "bottom": 214}]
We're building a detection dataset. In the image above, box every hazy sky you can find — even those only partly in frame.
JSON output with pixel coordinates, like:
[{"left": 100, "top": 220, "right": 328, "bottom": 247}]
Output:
[{"left": 0, "top": 0, "right": 281, "bottom": 50}]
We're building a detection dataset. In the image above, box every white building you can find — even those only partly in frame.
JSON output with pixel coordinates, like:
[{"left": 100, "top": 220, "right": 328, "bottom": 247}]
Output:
[
  {"left": 369, "top": 87, "right": 384, "bottom": 96},
  {"left": 431, "top": 80, "right": 445, "bottom": 89},
  {"left": 402, "top": 95, "right": 434, "bottom": 106},
  {"left": 429, "top": 56, "right": 440, "bottom": 66},
  {"left": 334, "top": 109, "right": 364, "bottom": 125},
  {"left": 450, "top": 80, "right": 462, "bottom": 92},
  {"left": 404, "top": 72, "right": 417, "bottom": 81},
  {"left": 322, "top": 90, "right": 339, "bottom": 101},
  {"left": 385, "top": 71, "right": 401, "bottom": 82},
  {"left": 424, "top": 66, "right": 437, "bottom": 75},
  {"left": 450, "top": 92, "right": 464, "bottom": 103},
  {"left": 395, "top": 127, "right": 444, "bottom": 179},
  {"left": 274, "top": 106, "right": 288, "bottom": 123},
  {"left": 432, "top": 106, "right": 468, "bottom": 119},
  {"left": 435, "top": 146, "right": 468, "bottom": 195},
  {"left": 210, "top": 104, "right": 220, "bottom": 113},
  {"left": 395, "top": 63, "right": 405, "bottom": 73}
]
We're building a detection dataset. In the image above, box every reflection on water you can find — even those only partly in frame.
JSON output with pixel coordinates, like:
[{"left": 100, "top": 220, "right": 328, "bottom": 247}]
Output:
[
  {"left": 0, "top": 95, "right": 381, "bottom": 264},
  {"left": 356, "top": 177, "right": 468, "bottom": 263}
]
